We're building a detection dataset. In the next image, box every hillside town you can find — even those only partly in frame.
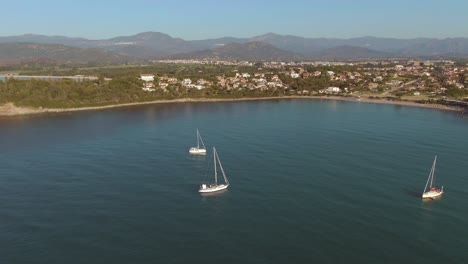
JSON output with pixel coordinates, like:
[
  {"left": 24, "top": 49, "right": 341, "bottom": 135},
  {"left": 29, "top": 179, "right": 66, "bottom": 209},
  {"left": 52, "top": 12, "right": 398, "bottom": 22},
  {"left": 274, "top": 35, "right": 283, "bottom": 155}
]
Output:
[{"left": 137, "top": 59, "right": 467, "bottom": 102}]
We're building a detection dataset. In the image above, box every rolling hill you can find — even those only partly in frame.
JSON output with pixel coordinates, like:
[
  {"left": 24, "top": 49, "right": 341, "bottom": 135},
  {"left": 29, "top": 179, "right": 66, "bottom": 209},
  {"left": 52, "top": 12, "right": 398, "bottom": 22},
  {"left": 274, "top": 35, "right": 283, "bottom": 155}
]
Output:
[
  {"left": 166, "top": 41, "right": 304, "bottom": 61},
  {"left": 0, "top": 42, "right": 133, "bottom": 64},
  {"left": 313, "top": 46, "right": 396, "bottom": 60}
]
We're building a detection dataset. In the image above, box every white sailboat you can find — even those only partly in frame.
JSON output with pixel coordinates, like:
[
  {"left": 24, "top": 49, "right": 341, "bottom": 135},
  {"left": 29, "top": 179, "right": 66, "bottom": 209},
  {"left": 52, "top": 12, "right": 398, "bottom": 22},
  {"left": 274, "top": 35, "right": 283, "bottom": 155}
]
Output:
[
  {"left": 422, "top": 156, "right": 444, "bottom": 199},
  {"left": 189, "top": 129, "right": 207, "bottom": 155},
  {"left": 199, "top": 147, "right": 229, "bottom": 193}
]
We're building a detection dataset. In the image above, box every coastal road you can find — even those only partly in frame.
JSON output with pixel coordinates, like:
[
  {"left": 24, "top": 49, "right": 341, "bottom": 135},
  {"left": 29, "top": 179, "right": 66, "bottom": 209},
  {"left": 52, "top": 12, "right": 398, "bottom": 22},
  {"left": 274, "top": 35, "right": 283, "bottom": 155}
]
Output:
[{"left": 0, "top": 75, "right": 100, "bottom": 81}]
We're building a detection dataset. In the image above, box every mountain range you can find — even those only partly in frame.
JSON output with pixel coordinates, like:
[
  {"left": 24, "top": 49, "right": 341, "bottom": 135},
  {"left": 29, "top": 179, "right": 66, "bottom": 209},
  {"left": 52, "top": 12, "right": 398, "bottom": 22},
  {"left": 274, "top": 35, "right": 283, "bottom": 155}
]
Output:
[{"left": 1, "top": 32, "right": 468, "bottom": 63}]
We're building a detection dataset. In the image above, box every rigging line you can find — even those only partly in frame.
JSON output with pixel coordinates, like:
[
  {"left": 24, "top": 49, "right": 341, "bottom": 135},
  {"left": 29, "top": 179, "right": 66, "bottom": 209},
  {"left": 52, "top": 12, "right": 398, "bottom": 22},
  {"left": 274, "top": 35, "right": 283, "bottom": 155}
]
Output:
[
  {"left": 196, "top": 129, "right": 199, "bottom": 148},
  {"left": 199, "top": 132, "right": 206, "bottom": 150},
  {"left": 216, "top": 150, "right": 229, "bottom": 185},
  {"left": 430, "top": 156, "right": 437, "bottom": 188},
  {"left": 201, "top": 152, "right": 212, "bottom": 183},
  {"left": 423, "top": 163, "right": 433, "bottom": 193}
]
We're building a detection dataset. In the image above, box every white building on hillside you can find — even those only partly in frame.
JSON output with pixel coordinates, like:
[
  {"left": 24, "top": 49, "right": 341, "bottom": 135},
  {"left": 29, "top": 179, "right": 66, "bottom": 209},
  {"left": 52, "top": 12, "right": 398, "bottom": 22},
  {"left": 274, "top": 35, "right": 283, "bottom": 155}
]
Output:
[
  {"left": 291, "top": 72, "right": 300, "bottom": 78},
  {"left": 140, "top": 74, "right": 154, "bottom": 82},
  {"left": 182, "top": 79, "right": 192, "bottom": 86},
  {"left": 326, "top": 87, "right": 341, "bottom": 93}
]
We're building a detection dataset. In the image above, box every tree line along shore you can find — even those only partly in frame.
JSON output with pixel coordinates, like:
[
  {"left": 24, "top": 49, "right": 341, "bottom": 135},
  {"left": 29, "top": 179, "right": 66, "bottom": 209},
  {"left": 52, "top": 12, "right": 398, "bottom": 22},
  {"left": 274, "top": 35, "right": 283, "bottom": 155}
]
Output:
[{"left": 0, "top": 61, "right": 467, "bottom": 116}]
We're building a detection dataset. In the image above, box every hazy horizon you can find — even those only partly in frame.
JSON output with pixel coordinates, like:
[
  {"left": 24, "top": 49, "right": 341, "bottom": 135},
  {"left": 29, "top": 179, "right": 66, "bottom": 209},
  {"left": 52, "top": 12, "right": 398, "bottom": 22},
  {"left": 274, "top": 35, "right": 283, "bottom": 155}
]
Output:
[
  {"left": 2, "top": 31, "right": 468, "bottom": 41},
  {"left": 1, "top": 0, "right": 467, "bottom": 40}
]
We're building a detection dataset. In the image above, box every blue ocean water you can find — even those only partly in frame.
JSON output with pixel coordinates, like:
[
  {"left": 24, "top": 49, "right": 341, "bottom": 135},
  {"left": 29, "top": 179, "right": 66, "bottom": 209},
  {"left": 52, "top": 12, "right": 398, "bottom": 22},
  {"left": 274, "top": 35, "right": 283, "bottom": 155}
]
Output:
[{"left": 0, "top": 99, "right": 467, "bottom": 263}]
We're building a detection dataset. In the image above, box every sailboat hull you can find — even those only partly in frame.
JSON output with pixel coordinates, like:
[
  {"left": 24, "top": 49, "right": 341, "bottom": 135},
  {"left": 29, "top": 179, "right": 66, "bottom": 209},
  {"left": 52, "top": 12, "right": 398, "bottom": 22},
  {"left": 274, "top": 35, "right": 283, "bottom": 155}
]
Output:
[
  {"left": 199, "top": 184, "right": 228, "bottom": 193},
  {"left": 422, "top": 190, "right": 443, "bottom": 199},
  {"left": 189, "top": 147, "right": 207, "bottom": 155}
]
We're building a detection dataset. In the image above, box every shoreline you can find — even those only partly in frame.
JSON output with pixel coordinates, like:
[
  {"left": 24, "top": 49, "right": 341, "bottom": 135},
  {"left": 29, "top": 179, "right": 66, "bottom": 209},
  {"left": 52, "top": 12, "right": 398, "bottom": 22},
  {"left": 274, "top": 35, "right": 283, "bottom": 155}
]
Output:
[{"left": 0, "top": 96, "right": 464, "bottom": 117}]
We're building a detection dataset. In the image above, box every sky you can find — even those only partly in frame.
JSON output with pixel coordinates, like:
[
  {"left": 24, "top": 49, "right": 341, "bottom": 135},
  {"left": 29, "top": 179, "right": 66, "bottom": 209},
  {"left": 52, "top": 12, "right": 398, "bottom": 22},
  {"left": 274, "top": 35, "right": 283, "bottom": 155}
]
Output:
[{"left": 1, "top": 0, "right": 467, "bottom": 40}]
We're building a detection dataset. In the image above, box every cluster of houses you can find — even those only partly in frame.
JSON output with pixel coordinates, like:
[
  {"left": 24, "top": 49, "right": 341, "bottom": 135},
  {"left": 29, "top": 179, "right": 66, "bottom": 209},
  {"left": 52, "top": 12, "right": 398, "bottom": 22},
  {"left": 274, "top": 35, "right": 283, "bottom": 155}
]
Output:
[
  {"left": 139, "top": 74, "right": 210, "bottom": 92},
  {"left": 216, "top": 72, "right": 285, "bottom": 91},
  {"left": 139, "top": 59, "right": 467, "bottom": 97},
  {"left": 140, "top": 74, "right": 156, "bottom": 91},
  {"left": 358, "top": 62, "right": 467, "bottom": 95}
]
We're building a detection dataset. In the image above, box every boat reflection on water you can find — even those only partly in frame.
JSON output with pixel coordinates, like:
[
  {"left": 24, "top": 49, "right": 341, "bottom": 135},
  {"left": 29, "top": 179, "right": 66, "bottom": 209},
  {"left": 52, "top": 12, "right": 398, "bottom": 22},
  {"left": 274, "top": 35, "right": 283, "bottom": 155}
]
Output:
[{"left": 188, "top": 154, "right": 206, "bottom": 161}]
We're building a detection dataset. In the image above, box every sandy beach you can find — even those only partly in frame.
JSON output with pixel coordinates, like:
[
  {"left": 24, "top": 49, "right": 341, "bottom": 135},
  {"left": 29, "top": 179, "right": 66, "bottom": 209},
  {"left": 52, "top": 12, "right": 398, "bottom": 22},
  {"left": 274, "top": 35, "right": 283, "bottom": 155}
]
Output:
[{"left": 0, "top": 96, "right": 464, "bottom": 117}]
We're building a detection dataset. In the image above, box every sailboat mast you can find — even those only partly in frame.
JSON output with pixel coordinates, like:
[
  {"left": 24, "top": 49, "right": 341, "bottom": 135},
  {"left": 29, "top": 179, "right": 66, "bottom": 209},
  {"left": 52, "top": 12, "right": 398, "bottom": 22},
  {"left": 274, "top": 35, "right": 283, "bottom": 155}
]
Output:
[
  {"left": 423, "top": 161, "right": 434, "bottom": 193},
  {"left": 214, "top": 147, "right": 218, "bottom": 185}
]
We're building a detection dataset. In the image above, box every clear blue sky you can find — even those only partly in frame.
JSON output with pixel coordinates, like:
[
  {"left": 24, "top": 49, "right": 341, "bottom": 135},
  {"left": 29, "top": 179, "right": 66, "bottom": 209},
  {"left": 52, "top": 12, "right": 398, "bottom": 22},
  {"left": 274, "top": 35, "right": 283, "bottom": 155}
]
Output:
[{"left": 1, "top": 0, "right": 467, "bottom": 39}]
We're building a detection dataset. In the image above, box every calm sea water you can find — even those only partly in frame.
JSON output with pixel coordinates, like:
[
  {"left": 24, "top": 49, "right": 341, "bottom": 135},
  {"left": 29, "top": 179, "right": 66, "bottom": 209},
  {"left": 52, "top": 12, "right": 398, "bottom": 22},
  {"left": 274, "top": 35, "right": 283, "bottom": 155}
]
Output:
[{"left": 0, "top": 99, "right": 467, "bottom": 263}]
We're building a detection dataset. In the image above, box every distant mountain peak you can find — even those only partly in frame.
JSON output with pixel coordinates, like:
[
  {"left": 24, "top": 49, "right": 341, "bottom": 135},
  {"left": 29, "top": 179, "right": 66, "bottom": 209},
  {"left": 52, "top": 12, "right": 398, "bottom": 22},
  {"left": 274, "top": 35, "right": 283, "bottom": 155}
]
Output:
[
  {"left": 250, "top": 32, "right": 286, "bottom": 41},
  {"left": 258, "top": 32, "right": 280, "bottom": 37},
  {"left": 22, "top": 33, "right": 41, "bottom": 37},
  {"left": 110, "top": 31, "right": 176, "bottom": 42},
  {"left": 134, "top": 31, "right": 172, "bottom": 39}
]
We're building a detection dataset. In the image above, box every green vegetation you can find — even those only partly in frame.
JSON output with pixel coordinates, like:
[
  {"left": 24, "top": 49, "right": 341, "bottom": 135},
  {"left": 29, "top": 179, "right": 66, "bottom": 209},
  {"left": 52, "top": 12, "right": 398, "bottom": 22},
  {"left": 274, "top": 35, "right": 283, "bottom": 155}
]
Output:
[
  {"left": 0, "top": 64, "right": 304, "bottom": 108},
  {"left": 446, "top": 86, "right": 468, "bottom": 98},
  {"left": 1, "top": 62, "right": 466, "bottom": 109},
  {"left": 280, "top": 73, "right": 334, "bottom": 91},
  {"left": 0, "top": 77, "right": 280, "bottom": 109},
  {"left": 1, "top": 78, "right": 144, "bottom": 108}
]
